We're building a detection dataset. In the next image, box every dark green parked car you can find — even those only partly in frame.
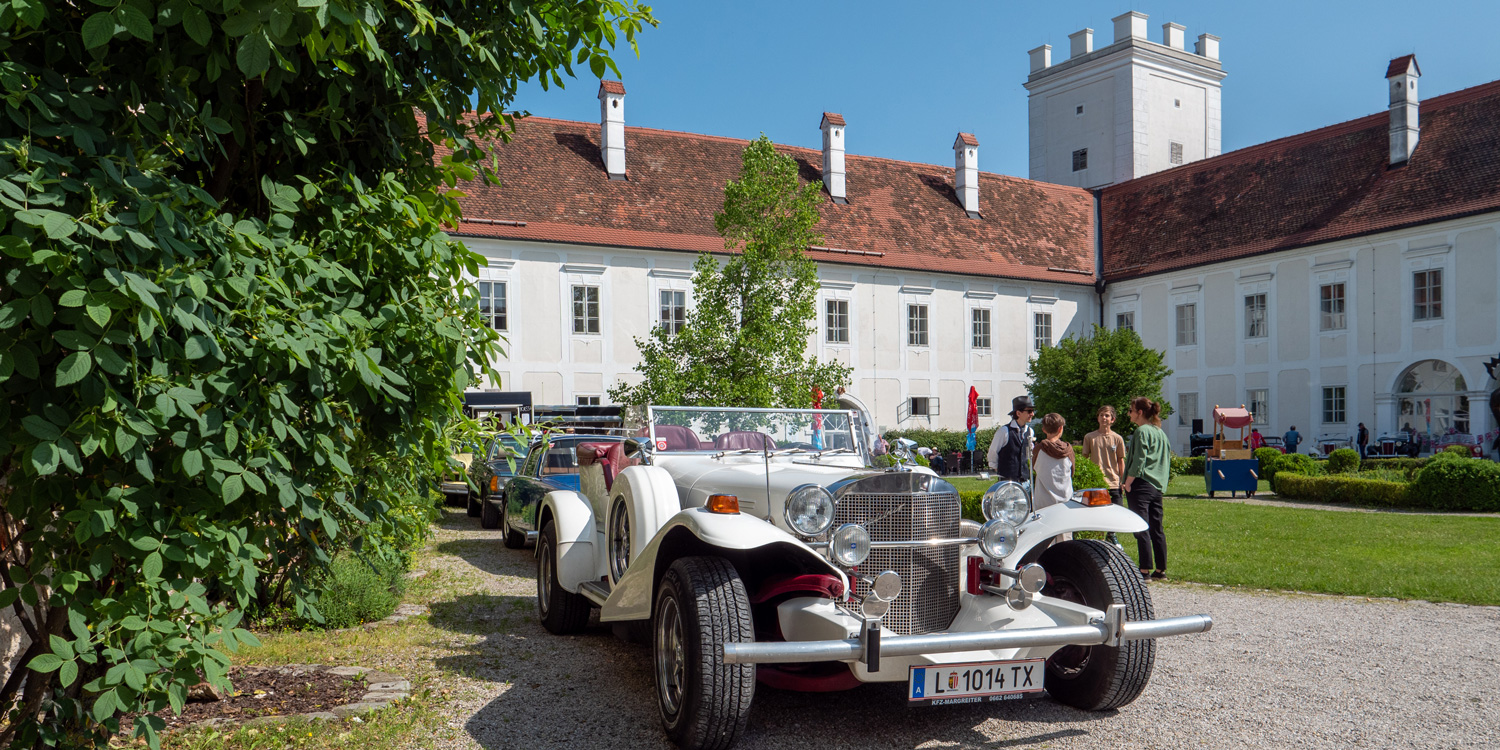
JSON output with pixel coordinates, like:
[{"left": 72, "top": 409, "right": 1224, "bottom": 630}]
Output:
[{"left": 467, "top": 433, "right": 527, "bottom": 523}]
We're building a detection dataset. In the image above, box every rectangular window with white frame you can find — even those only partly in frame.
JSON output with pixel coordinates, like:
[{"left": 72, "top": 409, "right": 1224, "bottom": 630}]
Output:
[
  {"left": 477, "top": 280, "right": 507, "bottom": 331},
  {"left": 971, "top": 308, "right": 991, "bottom": 349},
  {"left": 571, "top": 285, "right": 600, "bottom": 334},
  {"left": 1034, "top": 312, "right": 1052, "bottom": 351},
  {"left": 1322, "top": 386, "right": 1346, "bottom": 424},
  {"left": 907, "top": 304, "right": 928, "bottom": 347},
  {"left": 825, "top": 299, "right": 849, "bottom": 344},
  {"left": 1176, "top": 303, "right": 1196, "bottom": 346},
  {"left": 658, "top": 289, "right": 686, "bottom": 335},
  {"left": 1413, "top": 269, "right": 1442, "bottom": 321},
  {"left": 576, "top": 395, "right": 601, "bottom": 406},
  {"left": 1247, "top": 389, "right": 1269, "bottom": 425},
  {"left": 1244, "top": 293, "right": 1267, "bottom": 338},
  {"left": 976, "top": 398, "right": 992, "bottom": 417},
  {"left": 908, "top": 396, "right": 939, "bottom": 418},
  {"left": 1178, "top": 392, "right": 1198, "bottom": 427},
  {"left": 1320, "top": 283, "right": 1346, "bottom": 331},
  {"left": 1116, "top": 311, "right": 1134, "bottom": 332}
]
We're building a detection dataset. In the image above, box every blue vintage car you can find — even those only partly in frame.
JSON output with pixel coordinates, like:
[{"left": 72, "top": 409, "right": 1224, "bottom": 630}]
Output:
[{"left": 498, "top": 434, "right": 627, "bottom": 548}]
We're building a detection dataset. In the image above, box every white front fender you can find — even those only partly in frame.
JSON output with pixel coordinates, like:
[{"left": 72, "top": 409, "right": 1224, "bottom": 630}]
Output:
[
  {"left": 537, "top": 490, "right": 596, "bottom": 593},
  {"left": 1003, "top": 502, "right": 1147, "bottom": 565},
  {"left": 600, "top": 508, "right": 847, "bottom": 623},
  {"left": 608, "top": 465, "right": 681, "bottom": 582}
]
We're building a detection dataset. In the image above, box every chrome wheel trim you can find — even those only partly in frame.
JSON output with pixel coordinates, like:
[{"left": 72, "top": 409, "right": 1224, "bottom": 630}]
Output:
[
  {"left": 538, "top": 539, "right": 553, "bottom": 616},
  {"left": 1046, "top": 574, "right": 1091, "bottom": 677},
  {"left": 609, "top": 499, "right": 630, "bottom": 581},
  {"left": 655, "top": 595, "right": 686, "bottom": 718}
]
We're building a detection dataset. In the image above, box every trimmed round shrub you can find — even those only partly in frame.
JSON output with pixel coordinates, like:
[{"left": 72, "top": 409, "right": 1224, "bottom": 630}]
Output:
[
  {"left": 1254, "top": 447, "right": 1283, "bottom": 477},
  {"left": 1073, "top": 454, "right": 1109, "bottom": 490},
  {"left": 1328, "top": 448, "right": 1361, "bottom": 474},
  {"left": 1413, "top": 457, "right": 1500, "bottom": 512},
  {"left": 1266, "top": 452, "right": 1320, "bottom": 482},
  {"left": 1444, "top": 444, "right": 1474, "bottom": 458}
]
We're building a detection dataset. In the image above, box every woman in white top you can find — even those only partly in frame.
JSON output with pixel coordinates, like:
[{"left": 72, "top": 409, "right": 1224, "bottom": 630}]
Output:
[{"left": 1031, "top": 412, "right": 1074, "bottom": 510}]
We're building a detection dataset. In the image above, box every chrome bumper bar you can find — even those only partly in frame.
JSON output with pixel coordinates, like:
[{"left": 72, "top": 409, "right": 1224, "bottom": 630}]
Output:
[{"left": 721, "top": 606, "right": 1213, "bottom": 665}]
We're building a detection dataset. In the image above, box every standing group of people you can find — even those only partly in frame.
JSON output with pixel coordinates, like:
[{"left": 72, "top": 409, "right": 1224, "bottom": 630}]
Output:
[{"left": 985, "top": 395, "right": 1171, "bottom": 580}]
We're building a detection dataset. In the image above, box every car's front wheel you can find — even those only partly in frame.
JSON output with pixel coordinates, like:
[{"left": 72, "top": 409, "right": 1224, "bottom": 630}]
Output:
[
  {"left": 537, "top": 522, "right": 591, "bottom": 634},
  {"left": 466, "top": 490, "right": 480, "bottom": 518},
  {"left": 501, "top": 497, "right": 526, "bottom": 549},
  {"left": 653, "top": 557, "right": 755, "bottom": 750},
  {"left": 480, "top": 492, "right": 501, "bottom": 530},
  {"left": 1039, "top": 539, "right": 1156, "bottom": 711}
]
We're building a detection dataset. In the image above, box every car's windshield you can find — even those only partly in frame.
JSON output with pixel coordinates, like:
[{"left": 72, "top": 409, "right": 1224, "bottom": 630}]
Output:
[{"left": 647, "top": 407, "right": 859, "bottom": 453}]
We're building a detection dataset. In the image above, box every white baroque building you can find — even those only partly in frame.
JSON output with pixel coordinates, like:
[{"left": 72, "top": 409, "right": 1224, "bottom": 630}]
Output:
[{"left": 455, "top": 13, "right": 1500, "bottom": 455}]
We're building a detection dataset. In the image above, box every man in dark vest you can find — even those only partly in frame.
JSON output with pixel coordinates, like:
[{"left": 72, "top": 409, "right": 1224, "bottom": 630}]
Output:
[{"left": 986, "top": 396, "right": 1036, "bottom": 484}]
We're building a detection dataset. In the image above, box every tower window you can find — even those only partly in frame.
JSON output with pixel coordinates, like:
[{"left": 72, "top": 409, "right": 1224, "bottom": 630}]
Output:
[
  {"left": 1075, "top": 105, "right": 1084, "bottom": 115},
  {"left": 1071, "top": 148, "right": 1088, "bottom": 172},
  {"left": 1170, "top": 141, "right": 1184, "bottom": 165},
  {"left": 1174, "top": 98, "right": 1182, "bottom": 108}
]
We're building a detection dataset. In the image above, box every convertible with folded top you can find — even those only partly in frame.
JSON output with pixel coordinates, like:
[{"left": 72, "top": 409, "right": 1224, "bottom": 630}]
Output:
[{"left": 517, "top": 395, "right": 1213, "bottom": 750}]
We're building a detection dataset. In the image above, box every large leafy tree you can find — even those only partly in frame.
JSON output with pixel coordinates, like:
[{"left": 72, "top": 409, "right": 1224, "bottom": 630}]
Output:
[
  {"left": 1027, "top": 325, "right": 1174, "bottom": 441},
  {"left": 0, "top": 0, "right": 653, "bottom": 746},
  {"left": 610, "top": 135, "right": 851, "bottom": 409}
]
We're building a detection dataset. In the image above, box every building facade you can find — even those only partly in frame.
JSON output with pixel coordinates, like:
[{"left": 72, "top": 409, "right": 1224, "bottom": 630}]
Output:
[{"left": 454, "top": 13, "right": 1500, "bottom": 454}]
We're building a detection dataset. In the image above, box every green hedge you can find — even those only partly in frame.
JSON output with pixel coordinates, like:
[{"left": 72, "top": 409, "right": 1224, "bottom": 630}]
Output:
[
  {"left": 1412, "top": 457, "right": 1500, "bottom": 512},
  {"left": 1265, "top": 452, "right": 1320, "bottom": 482},
  {"left": 1273, "top": 472, "right": 1409, "bottom": 506},
  {"left": 1443, "top": 444, "right": 1476, "bottom": 458},
  {"left": 1361, "top": 457, "right": 1429, "bottom": 476},
  {"left": 884, "top": 427, "right": 998, "bottom": 454},
  {"left": 1328, "top": 448, "right": 1361, "bottom": 474},
  {"left": 1171, "top": 456, "right": 1205, "bottom": 476},
  {"left": 1253, "top": 448, "right": 1283, "bottom": 477},
  {"left": 958, "top": 454, "right": 1111, "bottom": 523}
]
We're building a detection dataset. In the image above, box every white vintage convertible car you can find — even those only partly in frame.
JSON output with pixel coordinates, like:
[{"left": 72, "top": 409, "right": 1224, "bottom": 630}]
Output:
[{"left": 529, "top": 396, "right": 1212, "bottom": 750}]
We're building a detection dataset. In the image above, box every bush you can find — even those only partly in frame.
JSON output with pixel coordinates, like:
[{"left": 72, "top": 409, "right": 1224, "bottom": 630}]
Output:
[
  {"left": 1273, "top": 473, "right": 1410, "bottom": 506},
  {"left": 1266, "top": 452, "right": 1320, "bottom": 482},
  {"left": 1328, "top": 448, "right": 1362, "bottom": 474},
  {"left": 1361, "top": 457, "right": 1429, "bottom": 477},
  {"left": 961, "top": 491, "right": 984, "bottom": 522},
  {"left": 884, "top": 427, "right": 998, "bottom": 455},
  {"left": 1171, "top": 456, "right": 1205, "bottom": 477},
  {"left": 1413, "top": 457, "right": 1500, "bottom": 512},
  {"left": 1073, "top": 454, "right": 1109, "bottom": 490},
  {"left": 313, "top": 555, "right": 408, "bottom": 629},
  {"left": 1444, "top": 444, "right": 1475, "bottom": 458},
  {"left": 1253, "top": 448, "right": 1283, "bottom": 477}
]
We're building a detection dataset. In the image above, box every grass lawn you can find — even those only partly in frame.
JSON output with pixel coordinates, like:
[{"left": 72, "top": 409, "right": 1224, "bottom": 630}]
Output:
[
  {"left": 945, "top": 475, "right": 1500, "bottom": 605},
  {"left": 1137, "top": 498, "right": 1500, "bottom": 605}
]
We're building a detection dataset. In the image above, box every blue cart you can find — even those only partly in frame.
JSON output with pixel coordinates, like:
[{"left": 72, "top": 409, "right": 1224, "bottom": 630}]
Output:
[{"left": 1205, "top": 458, "right": 1259, "bottom": 498}]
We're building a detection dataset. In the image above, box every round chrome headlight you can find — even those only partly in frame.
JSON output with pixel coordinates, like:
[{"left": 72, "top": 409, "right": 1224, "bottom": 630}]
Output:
[
  {"left": 982, "top": 481, "right": 1030, "bottom": 525},
  {"left": 979, "top": 520, "right": 1019, "bottom": 560},
  {"left": 784, "top": 484, "right": 835, "bottom": 537},
  {"left": 831, "top": 523, "right": 871, "bottom": 567}
]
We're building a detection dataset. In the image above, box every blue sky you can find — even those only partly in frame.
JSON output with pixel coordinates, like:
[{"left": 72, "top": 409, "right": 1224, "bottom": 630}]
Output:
[{"left": 508, "top": 1, "right": 1500, "bottom": 179}]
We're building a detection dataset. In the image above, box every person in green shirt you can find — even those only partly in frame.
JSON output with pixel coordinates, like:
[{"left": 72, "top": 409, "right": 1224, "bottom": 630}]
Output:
[{"left": 1122, "top": 396, "right": 1171, "bottom": 580}]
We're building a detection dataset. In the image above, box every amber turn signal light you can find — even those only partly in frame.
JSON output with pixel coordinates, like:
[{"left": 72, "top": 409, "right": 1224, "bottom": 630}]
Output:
[
  {"left": 707, "top": 494, "right": 740, "bottom": 514},
  {"left": 490, "top": 477, "right": 499, "bottom": 492},
  {"left": 1079, "top": 488, "right": 1113, "bottom": 507}
]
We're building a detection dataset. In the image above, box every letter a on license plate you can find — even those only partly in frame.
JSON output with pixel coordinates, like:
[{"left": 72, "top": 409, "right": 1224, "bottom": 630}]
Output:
[{"left": 908, "top": 659, "right": 1045, "bottom": 705}]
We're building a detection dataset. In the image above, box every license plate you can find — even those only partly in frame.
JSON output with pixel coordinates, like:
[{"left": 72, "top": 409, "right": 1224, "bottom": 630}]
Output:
[{"left": 908, "top": 659, "right": 1045, "bottom": 705}]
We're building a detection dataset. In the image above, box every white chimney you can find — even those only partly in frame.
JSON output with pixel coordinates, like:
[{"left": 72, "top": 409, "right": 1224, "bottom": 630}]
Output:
[
  {"left": 1069, "top": 28, "right": 1094, "bottom": 59},
  {"left": 598, "top": 80, "right": 626, "bottom": 180},
  {"left": 1194, "top": 33, "right": 1220, "bottom": 60},
  {"left": 1162, "top": 22, "right": 1185, "bottom": 50},
  {"left": 820, "top": 112, "right": 847, "bottom": 203},
  {"left": 1112, "top": 11, "right": 1147, "bottom": 43},
  {"left": 1387, "top": 55, "right": 1421, "bottom": 165},
  {"left": 953, "top": 133, "right": 979, "bottom": 217},
  {"left": 1028, "top": 44, "right": 1052, "bottom": 74}
]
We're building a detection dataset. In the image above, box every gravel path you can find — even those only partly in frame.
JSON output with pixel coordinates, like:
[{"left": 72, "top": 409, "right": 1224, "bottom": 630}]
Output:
[{"left": 421, "top": 511, "right": 1500, "bottom": 750}]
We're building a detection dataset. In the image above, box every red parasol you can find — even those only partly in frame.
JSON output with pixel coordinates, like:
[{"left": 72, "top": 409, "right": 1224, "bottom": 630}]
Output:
[{"left": 966, "top": 387, "right": 979, "bottom": 432}]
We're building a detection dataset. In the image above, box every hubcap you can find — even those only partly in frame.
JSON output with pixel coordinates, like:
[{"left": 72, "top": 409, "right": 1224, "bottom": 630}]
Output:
[
  {"left": 538, "top": 540, "right": 553, "bottom": 615},
  {"left": 655, "top": 595, "right": 686, "bottom": 718},
  {"left": 609, "top": 500, "right": 630, "bottom": 581}
]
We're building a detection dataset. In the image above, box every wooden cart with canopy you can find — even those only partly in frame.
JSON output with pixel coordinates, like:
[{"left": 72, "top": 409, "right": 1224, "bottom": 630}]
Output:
[{"left": 1205, "top": 405, "right": 1259, "bottom": 497}]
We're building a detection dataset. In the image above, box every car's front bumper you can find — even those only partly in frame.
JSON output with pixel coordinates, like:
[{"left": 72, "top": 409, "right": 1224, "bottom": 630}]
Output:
[
  {"left": 723, "top": 594, "right": 1212, "bottom": 681},
  {"left": 441, "top": 481, "right": 469, "bottom": 496}
]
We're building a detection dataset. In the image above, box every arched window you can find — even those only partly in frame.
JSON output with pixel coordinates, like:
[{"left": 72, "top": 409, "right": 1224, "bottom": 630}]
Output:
[{"left": 1395, "top": 360, "right": 1469, "bottom": 435}]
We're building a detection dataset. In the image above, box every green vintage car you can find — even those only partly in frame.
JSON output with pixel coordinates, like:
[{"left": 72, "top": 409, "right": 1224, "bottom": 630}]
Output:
[{"left": 466, "top": 433, "right": 528, "bottom": 523}]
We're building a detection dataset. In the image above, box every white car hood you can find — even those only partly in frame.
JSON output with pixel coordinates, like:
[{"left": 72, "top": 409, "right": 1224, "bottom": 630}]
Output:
[{"left": 654, "top": 454, "right": 871, "bottom": 521}]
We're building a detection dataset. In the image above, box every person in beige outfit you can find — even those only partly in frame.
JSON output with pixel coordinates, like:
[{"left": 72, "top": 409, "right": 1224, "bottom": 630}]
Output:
[{"left": 1080, "top": 405, "right": 1127, "bottom": 549}]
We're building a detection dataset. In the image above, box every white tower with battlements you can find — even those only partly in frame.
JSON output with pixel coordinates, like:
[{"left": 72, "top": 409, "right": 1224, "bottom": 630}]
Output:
[{"left": 1024, "top": 11, "right": 1226, "bottom": 189}]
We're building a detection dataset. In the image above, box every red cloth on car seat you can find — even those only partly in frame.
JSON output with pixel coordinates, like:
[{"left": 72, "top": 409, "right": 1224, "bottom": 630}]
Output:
[{"left": 714, "top": 431, "right": 776, "bottom": 451}]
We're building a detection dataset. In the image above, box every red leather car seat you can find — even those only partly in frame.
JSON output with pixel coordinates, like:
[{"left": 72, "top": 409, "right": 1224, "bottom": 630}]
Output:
[
  {"left": 714, "top": 431, "right": 776, "bottom": 451},
  {"left": 652, "top": 425, "right": 703, "bottom": 452},
  {"left": 576, "top": 442, "right": 637, "bottom": 491}
]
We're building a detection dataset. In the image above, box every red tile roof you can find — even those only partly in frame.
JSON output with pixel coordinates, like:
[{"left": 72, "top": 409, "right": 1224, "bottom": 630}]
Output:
[
  {"left": 598, "top": 80, "right": 626, "bottom": 96},
  {"left": 452, "top": 117, "right": 1096, "bottom": 284},
  {"left": 820, "top": 112, "right": 846, "bottom": 127},
  {"left": 955, "top": 132, "right": 979, "bottom": 147},
  {"left": 1385, "top": 55, "right": 1420, "bottom": 78},
  {"left": 1100, "top": 78, "right": 1500, "bottom": 281}
]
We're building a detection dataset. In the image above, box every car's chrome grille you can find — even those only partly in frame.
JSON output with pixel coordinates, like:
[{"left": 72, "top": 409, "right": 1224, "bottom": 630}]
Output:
[{"left": 832, "top": 490, "right": 961, "bottom": 636}]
